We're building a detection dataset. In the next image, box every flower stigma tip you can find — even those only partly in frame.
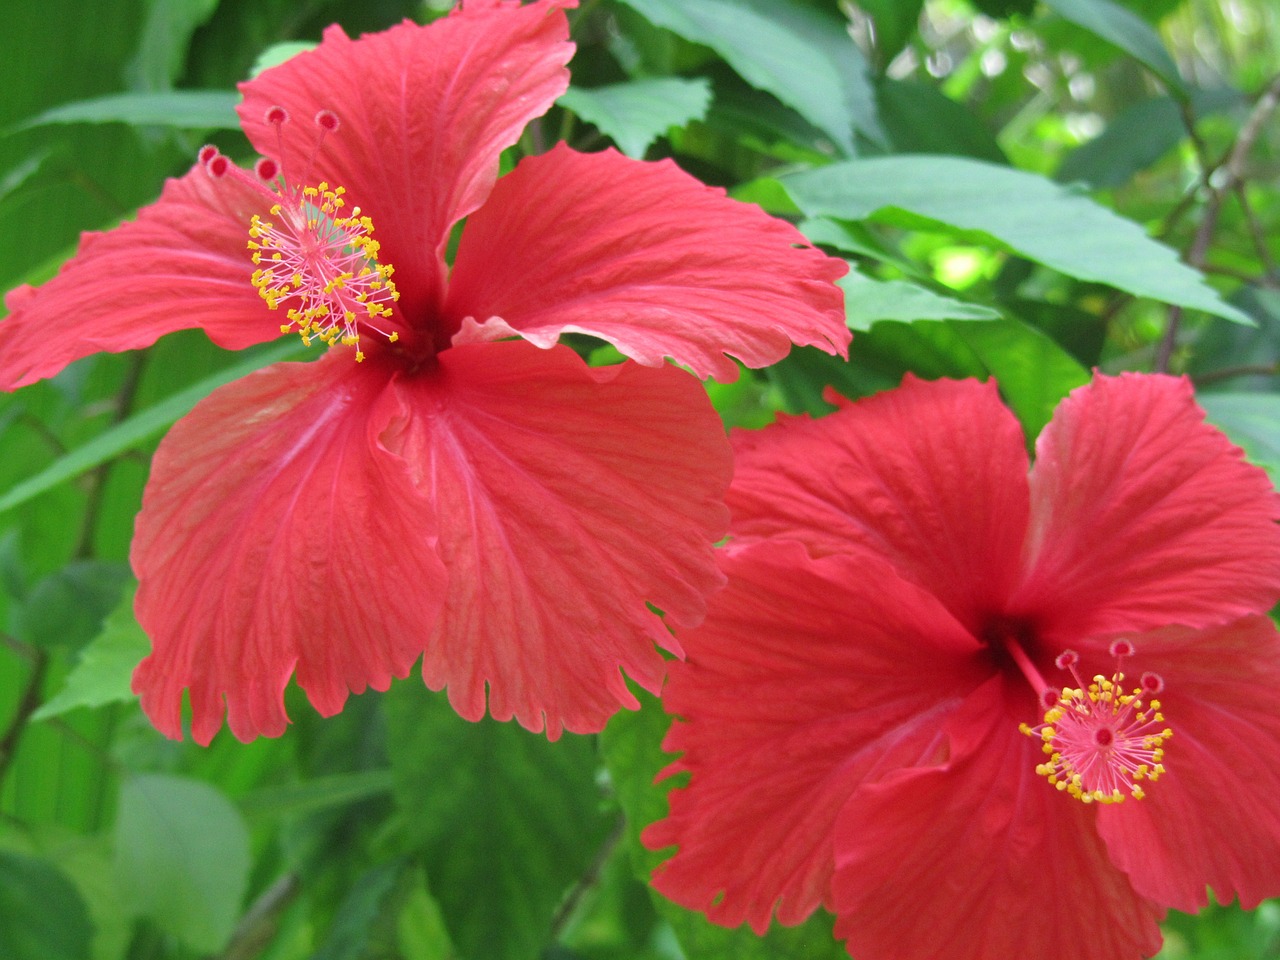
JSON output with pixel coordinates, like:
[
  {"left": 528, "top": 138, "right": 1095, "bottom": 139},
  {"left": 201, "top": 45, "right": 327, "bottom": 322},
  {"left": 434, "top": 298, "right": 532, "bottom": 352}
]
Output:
[
  {"left": 237, "top": 108, "right": 401, "bottom": 361},
  {"left": 1019, "top": 642, "right": 1172, "bottom": 804}
]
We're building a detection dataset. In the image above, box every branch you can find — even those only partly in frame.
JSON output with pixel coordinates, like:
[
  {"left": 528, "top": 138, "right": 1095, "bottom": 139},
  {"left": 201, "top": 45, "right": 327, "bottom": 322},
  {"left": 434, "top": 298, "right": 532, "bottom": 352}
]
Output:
[
  {"left": 1155, "top": 71, "right": 1280, "bottom": 373},
  {"left": 0, "top": 641, "right": 49, "bottom": 787}
]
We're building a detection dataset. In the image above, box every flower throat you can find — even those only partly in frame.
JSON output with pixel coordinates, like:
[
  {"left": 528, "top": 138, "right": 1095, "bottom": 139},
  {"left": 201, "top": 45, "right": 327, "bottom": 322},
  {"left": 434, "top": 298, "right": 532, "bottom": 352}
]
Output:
[{"left": 201, "top": 107, "right": 400, "bottom": 362}]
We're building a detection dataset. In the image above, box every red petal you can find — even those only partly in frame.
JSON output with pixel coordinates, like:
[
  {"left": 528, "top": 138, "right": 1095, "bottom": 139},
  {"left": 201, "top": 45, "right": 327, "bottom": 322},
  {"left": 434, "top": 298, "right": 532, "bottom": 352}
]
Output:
[
  {"left": 645, "top": 541, "right": 987, "bottom": 932},
  {"left": 131, "top": 354, "right": 447, "bottom": 745},
  {"left": 1097, "top": 617, "right": 1280, "bottom": 911},
  {"left": 444, "top": 144, "right": 849, "bottom": 381},
  {"left": 728, "top": 376, "right": 1030, "bottom": 634},
  {"left": 1, "top": 165, "right": 273, "bottom": 389},
  {"left": 385, "top": 341, "right": 731, "bottom": 738},
  {"left": 832, "top": 676, "right": 1164, "bottom": 960},
  {"left": 238, "top": 2, "right": 575, "bottom": 325},
  {"left": 1016, "top": 373, "right": 1280, "bottom": 641}
]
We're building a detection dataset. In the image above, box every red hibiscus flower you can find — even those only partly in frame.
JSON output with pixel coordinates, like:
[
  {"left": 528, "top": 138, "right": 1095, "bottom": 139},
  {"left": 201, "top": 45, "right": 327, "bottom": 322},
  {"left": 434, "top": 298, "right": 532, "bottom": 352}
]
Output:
[
  {"left": 0, "top": 0, "right": 848, "bottom": 745},
  {"left": 643, "top": 373, "right": 1280, "bottom": 960}
]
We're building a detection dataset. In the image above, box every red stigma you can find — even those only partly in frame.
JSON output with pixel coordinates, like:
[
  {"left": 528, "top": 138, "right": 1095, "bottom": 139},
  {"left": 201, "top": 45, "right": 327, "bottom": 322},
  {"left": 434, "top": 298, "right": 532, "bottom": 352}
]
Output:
[
  {"left": 265, "top": 105, "right": 290, "bottom": 126},
  {"left": 255, "top": 158, "right": 279, "bottom": 182},
  {"left": 315, "top": 110, "right": 340, "bottom": 132},
  {"left": 198, "top": 144, "right": 220, "bottom": 165},
  {"left": 205, "top": 154, "right": 230, "bottom": 179}
]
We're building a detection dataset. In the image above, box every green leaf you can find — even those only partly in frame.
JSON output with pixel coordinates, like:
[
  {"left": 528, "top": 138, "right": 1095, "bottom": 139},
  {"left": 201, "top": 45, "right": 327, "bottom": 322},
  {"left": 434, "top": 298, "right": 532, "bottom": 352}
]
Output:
[
  {"left": 616, "top": 0, "right": 881, "bottom": 154},
  {"left": 1199, "top": 393, "right": 1280, "bottom": 486},
  {"left": 782, "top": 155, "right": 1251, "bottom": 324},
  {"left": 1042, "top": 0, "right": 1186, "bottom": 96},
  {"left": 853, "top": 0, "right": 924, "bottom": 65},
  {"left": 601, "top": 695, "right": 847, "bottom": 960},
  {"left": 769, "top": 317, "right": 1087, "bottom": 439},
  {"left": 126, "top": 0, "right": 222, "bottom": 92},
  {"left": 386, "top": 683, "right": 614, "bottom": 960},
  {"left": 312, "top": 862, "right": 403, "bottom": 960},
  {"left": 560, "top": 77, "right": 712, "bottom": 157},
  {"left": 1057, "top": 88, "right": 1243, "bottom": 189},
  {"left": 840, "top": 269, "right": 1002, "bottom": 331},
  {"left": 0, "top": 339, "right": 305, "bottom": 515},
  {"left": 114, "top": 774, "right": 251, "bottom": 953},
  {"left": 12, "top": 560, "right": 131, "bottom": 651},
  {"left": 0, "top": 851, "right": 93, "bottom": 960},
  {"left": 34, "top": 584, "right": 148, "bottom": 719},
  {"left": 250, "top": 40, "right": 317, "bottom": 78},
  {"left": 238, "top": 769, "right": 395, "bottom": 818},
  {"left": 876, "top": 78, "right": 1007, "bottom": 164},
  {"left": 15, "top": 90, "right": 240, "bottom": 131}
]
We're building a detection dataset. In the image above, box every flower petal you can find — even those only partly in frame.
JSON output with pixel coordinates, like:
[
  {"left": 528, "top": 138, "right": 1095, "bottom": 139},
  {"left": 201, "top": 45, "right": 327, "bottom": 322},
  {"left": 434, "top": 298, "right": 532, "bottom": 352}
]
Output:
[
  {"left": 1017, "top": 373, "right": 1280, "bottom": 640},
  {"left": 384, "top": 341, "right": 731, "bottom": 738},
  {"left": 832, "top": 676, "right": 1164, "bottom": 960},
  {"left": 1097, "top": 617, "right": 1280, "bottom": 912},
  {"left": 131, "top": 353, "right": 447, "bottom": 745},
  {"left": 238, "top": 1, "right": 576, "bottom": 324},
  {"left": 644, "top": 541, "right": 987, "bottom": 933},
  {"left": 1, "top": 165, "right": 273, "bottom": 390},
  {"left": 444, "top": 144, "right": 849, "bottom": 381},
  {"left": 728, "top": 376, "right": 1030, "bottom": 634}
]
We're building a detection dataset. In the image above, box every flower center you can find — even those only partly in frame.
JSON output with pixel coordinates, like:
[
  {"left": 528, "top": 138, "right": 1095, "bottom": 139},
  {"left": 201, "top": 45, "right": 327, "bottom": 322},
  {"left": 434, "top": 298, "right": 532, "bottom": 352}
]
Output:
[
  {"left": 1019, "top": 642, "right": 1172, "bottom": 804},
  {"left": 248, "top": 182, "right": 399, "bottom": 361},
  {"left": 201, "top": 107, "right": 401, "bottom": 362}
]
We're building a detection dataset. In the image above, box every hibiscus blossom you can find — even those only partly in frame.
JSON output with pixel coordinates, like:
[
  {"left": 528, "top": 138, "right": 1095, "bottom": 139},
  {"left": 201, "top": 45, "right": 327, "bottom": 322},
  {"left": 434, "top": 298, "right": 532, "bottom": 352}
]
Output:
[
  {"left": 0, "top": 0, "right": 848, "bottom": 745},
  {"left": 643, "top": 373, "right": 1280, "bottom": 960}
]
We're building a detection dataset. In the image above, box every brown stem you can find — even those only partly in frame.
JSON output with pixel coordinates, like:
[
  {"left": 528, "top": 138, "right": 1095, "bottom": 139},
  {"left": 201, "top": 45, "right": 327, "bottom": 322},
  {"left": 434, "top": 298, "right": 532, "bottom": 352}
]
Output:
[
  {"left": 1156, "top": 72, "right": 1280, "bottom": 373},
  {"left": 1192, "top": 362, "right": 1280, "bottom": 386}
]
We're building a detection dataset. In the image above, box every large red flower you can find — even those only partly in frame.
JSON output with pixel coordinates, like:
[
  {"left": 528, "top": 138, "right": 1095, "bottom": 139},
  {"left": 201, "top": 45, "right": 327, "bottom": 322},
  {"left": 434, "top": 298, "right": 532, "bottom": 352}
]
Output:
[
  {"left": 643, "top": 373, "right": 1280, "bottom": 960},
  {"left": 0, "top": 0, "right": 848, "bottom": 745}
]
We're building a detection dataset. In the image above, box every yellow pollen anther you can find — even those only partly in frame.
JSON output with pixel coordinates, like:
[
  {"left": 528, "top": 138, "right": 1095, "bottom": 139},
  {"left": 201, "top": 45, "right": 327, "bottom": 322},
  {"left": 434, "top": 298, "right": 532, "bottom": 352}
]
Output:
[
  {"left": 1022, "top": 647, "right": 1171, "bottom": 805},
  {"left": 249, "top": 181, "right": 400, "bottom": 360}
]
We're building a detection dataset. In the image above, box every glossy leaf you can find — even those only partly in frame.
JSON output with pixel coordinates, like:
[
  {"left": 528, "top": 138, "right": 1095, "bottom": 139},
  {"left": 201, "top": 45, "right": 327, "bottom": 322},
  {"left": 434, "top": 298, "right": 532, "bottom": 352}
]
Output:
[
  {"left": 783, "top": 156, "right": 1251, "bottom": 324},
  {"left": 616, "top": 0, "right": 880, "bottom": 154},
  {"left": 560, "top": 78, "right": 712, "bottom": 157},
  {"left": 840, "top": 269, "right": 1001, "bottom": 331}
]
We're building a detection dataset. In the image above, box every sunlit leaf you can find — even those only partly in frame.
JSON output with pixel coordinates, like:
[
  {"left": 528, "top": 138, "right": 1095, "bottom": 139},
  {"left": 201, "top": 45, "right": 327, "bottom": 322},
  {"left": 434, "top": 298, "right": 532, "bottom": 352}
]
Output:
[
  {"left": 126, "top": 0, "right": 222, "bottom": 91},
  {"left": 840, "top": 269, "right": 1002, "bottom": 331},
  {"left": 560, "top": 77, "right": 712, "bottom": 157},
  {"left": 782, "top": 155, "right": 1251, "bottom": 324},
  {"left": 616, "top": 0, "right": 881, "bottom": 154}
]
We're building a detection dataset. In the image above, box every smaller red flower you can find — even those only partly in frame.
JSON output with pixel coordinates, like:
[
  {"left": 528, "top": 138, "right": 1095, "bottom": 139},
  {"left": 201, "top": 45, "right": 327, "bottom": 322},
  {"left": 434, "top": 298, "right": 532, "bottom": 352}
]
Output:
[
  {"left": 644, "top": 373, "right": 1280, "bottom": 960},
  {"left": 0, "top": 0, "right": 849, "bottom": 744}
]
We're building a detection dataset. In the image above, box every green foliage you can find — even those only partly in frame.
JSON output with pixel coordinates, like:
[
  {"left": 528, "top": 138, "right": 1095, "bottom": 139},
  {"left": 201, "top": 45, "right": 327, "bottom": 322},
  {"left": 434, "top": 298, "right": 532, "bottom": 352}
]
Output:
[
  {"left": 559, "top": 78, "right": 713, "bottom": 157},
  {"left": 0, "top": 850, "right": 93, "bottom": 960},
  {"left": 387, "top": 684, "right": 614, "bottom": 960},
  {"left": 114, "top": 774, "right": 252, "bottom": 952}
]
